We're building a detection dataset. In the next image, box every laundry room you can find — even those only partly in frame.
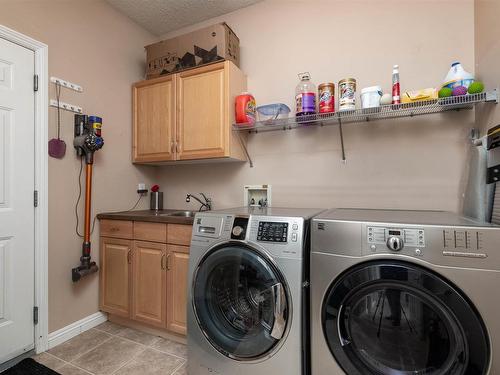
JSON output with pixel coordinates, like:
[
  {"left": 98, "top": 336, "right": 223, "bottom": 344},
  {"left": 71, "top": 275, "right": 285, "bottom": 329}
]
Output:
[{"left": 0, "top": 0, "right": 499, "bottom": 374}]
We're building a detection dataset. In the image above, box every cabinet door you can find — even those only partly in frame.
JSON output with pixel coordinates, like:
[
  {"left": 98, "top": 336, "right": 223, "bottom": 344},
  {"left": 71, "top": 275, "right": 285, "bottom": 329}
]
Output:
[
  {"left": 177, "top": 63, "right": 228, "bottom": 160},
  {"left": 166, "top": 245, "right": 190, "bottom": 335},
  {"left": 132, "top": 241, "right": 167, "bottom": 327},
  {"left": 133, "top": 76, "right": 175, "bottom": 163},
  {"left": 100, "top": 237, "right": 132, "bottom": 317}
]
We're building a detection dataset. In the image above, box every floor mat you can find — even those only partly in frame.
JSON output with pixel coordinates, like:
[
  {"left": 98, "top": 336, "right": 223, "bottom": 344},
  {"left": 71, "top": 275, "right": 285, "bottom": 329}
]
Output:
[{"left": 2, "top": 358, "right": 60, "bottom": 375}]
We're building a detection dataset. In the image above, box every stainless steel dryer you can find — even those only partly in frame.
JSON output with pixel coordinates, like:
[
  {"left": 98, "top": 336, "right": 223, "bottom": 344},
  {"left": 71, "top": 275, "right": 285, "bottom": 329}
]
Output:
[
  {"left": 311, "top": 209, "right": 500, "bottom": 375},
  {"left": 187, "top": 207, "right": 323, "bottom": 375}
]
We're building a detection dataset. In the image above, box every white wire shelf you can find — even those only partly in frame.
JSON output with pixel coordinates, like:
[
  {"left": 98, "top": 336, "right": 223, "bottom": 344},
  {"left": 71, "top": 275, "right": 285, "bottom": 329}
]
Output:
[
  {"left": 233, "top": 90, "right": 498, "bottom": 133},
  {"left": 233, "top": 90, "right": 498, "bottom": 167}
]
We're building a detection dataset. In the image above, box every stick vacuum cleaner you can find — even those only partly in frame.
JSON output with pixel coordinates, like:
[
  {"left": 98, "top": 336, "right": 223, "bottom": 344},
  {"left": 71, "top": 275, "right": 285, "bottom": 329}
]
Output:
[{"left": 72, "top": 115, "right": 104, "bottom": 282}]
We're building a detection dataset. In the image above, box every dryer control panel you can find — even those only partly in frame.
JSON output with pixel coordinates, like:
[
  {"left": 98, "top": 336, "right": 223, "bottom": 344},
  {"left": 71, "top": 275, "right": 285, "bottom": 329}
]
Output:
[
  {"left": 441, "top": 229, "right": 487, "bottom": 258},
  {"left": 364, "top": 225, "right": 489, "bottom": 260},
  {"left": 368, "top": 227, "right": 425, "bottom": 247}
]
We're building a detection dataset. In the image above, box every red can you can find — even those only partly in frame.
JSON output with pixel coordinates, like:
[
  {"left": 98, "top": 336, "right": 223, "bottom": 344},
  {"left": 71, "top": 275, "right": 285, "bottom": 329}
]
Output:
[
  {"left": 318, "top": 83, "right": 335, "bottom": 113},
  {"left": 235, "top": 92, "right": 256, "bottom": 124}
]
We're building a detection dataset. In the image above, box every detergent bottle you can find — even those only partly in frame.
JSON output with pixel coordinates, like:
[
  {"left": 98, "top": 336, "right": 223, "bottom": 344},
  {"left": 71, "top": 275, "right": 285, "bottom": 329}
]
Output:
[
  {"left": 296, "top": 72, "right": 316, "bottom": 116},
  {"left": 442, "top": 62, "right": 474, "bottom": 89}
]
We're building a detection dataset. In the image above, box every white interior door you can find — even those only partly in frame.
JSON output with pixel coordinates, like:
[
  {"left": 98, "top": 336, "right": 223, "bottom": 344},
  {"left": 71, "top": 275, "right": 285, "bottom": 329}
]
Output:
[{"left": 0, "top": 37, "right": 35, "bottom": 363}]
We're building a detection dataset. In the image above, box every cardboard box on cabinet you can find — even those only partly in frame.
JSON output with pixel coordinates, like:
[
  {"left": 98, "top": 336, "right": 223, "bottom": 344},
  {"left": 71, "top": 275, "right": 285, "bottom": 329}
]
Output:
[{"left": 145, "top": 22, "right": 240, "bottom": 79}]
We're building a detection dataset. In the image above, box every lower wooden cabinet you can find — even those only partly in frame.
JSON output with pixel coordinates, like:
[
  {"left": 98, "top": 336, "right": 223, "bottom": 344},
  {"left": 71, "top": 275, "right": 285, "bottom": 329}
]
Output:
[
  {"left": 99, "top": 237, "right": 132, "bottom": 318},
  {"left": 99, "top": 221, "right": 191, "bottom": 336},
  {"left": 132, "top": 241, "right": 167, "bottom": 328},
  {"left": 166, "top": 245, "right": 190, "bottom": 335}
]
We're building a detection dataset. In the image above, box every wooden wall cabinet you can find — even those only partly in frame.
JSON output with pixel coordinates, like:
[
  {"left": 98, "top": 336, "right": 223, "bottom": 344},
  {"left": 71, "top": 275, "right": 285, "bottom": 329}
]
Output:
[
  {"left": 132, "top": 61, "right": 246, "bottom": 164},
  {"left": 99, "top": 220, "right": 192, "bottom": 336},
  {"left": 133, "top": 76, "right": 176, "bottom": 163}
]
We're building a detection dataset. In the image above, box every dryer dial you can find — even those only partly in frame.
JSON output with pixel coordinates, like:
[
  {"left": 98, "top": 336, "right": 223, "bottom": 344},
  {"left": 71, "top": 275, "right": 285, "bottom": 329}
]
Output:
[{"left": 387, "top": 236, "right": 404, "bottom": 251}]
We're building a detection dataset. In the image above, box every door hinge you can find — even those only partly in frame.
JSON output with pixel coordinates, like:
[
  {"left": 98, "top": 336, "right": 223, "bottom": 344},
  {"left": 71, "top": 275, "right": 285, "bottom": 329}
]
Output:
[
  {"left": 34, "top": 74, "right": 39, "bottom": 92},
  {"left": 33, "top": 306, "right": 39, "bottom": 325},
  {"left": 34, "top": 190, "right": 38, "bottom": 207}
]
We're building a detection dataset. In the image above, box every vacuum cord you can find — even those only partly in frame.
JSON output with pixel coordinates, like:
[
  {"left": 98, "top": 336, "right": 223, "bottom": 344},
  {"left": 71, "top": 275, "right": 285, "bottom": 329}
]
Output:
[
  {"left": 75, "top": 156, "right": 144, "bottom": 238},
  {"left": 75, "top": 156, "right": 84, "bottom": 237}
]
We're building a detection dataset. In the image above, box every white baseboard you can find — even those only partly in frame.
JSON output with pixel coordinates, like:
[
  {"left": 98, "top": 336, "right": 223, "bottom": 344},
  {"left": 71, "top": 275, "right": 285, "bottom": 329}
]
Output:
[{"left": 47, "top": 312, "right": 108, "bottom": 350}]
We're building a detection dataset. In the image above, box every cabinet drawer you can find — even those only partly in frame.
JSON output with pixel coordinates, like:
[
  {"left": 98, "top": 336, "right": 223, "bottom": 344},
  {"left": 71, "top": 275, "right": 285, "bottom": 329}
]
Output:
[
  {"left": 167, "top": 224, "right": 193, "bottom": 246},
  {"left": 134, "top": 222, "right": 167, "bottom": 243},
  {"left": 100, "top": 220, "right": 133, "bottom": 239}
]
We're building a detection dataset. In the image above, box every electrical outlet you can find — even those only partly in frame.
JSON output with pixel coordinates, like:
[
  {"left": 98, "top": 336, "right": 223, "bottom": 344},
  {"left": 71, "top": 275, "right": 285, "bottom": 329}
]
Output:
[{"left": 137, "top": 182, "right": 148, "bottom": 195}]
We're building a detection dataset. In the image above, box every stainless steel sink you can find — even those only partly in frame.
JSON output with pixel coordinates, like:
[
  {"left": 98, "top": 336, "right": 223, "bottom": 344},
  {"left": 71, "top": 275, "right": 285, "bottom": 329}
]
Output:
[{"left": 167, "top": 210, "right": 197, "bottom": 218}]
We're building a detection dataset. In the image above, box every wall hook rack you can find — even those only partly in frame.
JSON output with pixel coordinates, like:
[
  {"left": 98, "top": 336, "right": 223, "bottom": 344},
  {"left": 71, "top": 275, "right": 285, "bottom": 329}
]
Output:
[
  {"left": 50, "top": 77, "right": 83, "bottom": 93},
  {"left": 50, "top": 99, "right": 83, "bottom": 114}
]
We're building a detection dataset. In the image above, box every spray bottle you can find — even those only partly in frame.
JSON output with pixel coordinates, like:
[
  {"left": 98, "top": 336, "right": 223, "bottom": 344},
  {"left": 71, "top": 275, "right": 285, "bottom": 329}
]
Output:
[{"left": 392, "top": 65, "right": 401, "bottom": 105}]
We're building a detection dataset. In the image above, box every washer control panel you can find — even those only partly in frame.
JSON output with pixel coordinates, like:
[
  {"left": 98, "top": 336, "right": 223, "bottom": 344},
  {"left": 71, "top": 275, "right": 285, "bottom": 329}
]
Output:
[
  {"left": 248, "top": 217, "right": 304, "bottom": 259},
  {"left": 368, "top": 227, "right": 425, "bottom": 248},
  {"left": 257, "top": 221, "right": 289, "bottom": 243}
]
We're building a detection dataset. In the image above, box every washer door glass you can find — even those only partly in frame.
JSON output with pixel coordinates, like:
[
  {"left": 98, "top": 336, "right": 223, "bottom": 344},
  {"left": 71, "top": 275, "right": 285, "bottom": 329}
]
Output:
[
  {"left": 193, "top": 244, "right": 289, "bottom": 360},
  {"left": 323, "top": 261, "right": 489, "bottom": 375}
]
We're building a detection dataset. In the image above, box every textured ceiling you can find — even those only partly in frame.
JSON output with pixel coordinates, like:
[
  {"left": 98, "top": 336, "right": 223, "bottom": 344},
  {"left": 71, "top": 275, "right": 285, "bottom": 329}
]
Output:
[{"left": 105, "top": 0, "right": 262, "bottom": 36}]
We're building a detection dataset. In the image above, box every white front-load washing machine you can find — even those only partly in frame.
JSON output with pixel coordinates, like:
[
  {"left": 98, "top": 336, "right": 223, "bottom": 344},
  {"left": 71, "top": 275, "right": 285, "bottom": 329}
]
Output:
[
  {"left": 311, "top": 209, "right": 500, "bottom": 375},
  {"left": 187, "top": 207, "right": 323, "bottom": 375}
]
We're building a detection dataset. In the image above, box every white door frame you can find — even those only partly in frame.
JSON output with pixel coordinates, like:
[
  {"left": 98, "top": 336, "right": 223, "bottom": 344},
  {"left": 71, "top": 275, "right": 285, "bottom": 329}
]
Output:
[{"left": 0, "top": 24, "right": 49, "bottom": 353}]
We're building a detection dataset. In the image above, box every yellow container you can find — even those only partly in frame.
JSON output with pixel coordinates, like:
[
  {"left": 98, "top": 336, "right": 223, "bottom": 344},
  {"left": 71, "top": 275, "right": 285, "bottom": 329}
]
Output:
[{"left": 401, "top": 88, "right": 438, "bottom": 103}]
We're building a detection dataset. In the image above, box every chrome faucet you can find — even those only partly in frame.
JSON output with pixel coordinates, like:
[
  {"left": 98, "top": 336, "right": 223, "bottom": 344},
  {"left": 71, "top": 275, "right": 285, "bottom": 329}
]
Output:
[{"left": 186, "top": 193, "right": 212, "bottom": 211}]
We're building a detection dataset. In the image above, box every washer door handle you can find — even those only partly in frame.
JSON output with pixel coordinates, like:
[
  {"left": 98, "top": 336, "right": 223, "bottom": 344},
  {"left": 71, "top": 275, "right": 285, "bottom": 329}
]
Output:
[{"left": 270, "top": 283, "right": 286, "bottom": 340}]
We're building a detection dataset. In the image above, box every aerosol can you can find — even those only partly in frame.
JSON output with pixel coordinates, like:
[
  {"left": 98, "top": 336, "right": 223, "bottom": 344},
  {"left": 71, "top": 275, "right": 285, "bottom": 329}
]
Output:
[{"left": 72, "top": 115, "right": 104, "bottom": 282}]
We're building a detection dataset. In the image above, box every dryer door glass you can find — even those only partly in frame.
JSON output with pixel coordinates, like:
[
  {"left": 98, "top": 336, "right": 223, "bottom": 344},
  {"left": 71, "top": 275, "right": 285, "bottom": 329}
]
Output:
[
  {"left": 193, "top": 244, "right": 289, "bottom": 360},
  {"left": 322, "top": 261, "right": 489, "bottom": 375}
]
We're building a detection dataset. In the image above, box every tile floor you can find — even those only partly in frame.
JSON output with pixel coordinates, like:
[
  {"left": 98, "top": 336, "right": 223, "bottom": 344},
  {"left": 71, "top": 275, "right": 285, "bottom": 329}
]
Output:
[{"left": 33, "top": 322, "right": 187, "bottom": 375}]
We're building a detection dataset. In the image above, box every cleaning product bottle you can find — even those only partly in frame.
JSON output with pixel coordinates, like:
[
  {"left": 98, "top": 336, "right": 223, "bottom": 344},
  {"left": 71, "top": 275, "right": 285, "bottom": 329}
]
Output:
[
  {"left": 296, "top": 72, "right": 316, "bottom": 116},
  {"left": 392, "top": 65, "right": 401, "bottom": 105},
  {"left": 442, "top": 62, "right": 474, "bottom": 89},
  {"left": 235, "top": 92, "right": 256, "bottom": 124}
]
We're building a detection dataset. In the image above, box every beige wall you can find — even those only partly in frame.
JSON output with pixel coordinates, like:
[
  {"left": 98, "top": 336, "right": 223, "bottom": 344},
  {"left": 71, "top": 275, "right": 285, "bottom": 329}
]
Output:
[
  {"left": 475, "top": 0, "right": 500, "bottom": 134},
  {"left": 0, "top": 0, "right": 483, "bottom": 334},
  {"left": 0, "top": 0, "right": 156, "bottom": 332},
  {"left": 156, "top": 0, "right": 476, "bottom": 213}
]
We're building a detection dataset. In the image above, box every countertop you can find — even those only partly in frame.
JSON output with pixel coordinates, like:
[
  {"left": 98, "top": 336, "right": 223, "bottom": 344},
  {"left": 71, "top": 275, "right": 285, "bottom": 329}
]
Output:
[{"left": 96, "top": 209, "right": 195, "bottom": 225}]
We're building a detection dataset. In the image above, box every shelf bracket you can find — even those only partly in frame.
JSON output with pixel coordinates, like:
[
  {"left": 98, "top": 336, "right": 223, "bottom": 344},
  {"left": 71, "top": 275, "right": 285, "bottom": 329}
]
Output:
[
  {"left": 486, "top": 88, "right": 499, "bottom": 103},
  {"left": 338, "top": 118, "right": 346, "bottom": 163},
  {"left": 237, "top": 131, "right": 254, "bottom": 167}
]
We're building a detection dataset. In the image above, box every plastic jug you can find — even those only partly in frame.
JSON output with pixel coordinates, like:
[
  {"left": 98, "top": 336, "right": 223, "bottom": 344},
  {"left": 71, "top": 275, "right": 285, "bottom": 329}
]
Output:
[{"left": 442, "top": 62, "right": 474, "bottom": 89}]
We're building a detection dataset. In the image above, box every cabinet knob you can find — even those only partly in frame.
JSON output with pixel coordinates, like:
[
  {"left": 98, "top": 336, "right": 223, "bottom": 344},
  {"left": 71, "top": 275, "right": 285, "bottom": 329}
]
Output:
[
  {"left": 127, "top": 249, "right": 132, "bottom": 264},
  {"left": 161, "top": 253, "right": 166, "bottom": 270}
]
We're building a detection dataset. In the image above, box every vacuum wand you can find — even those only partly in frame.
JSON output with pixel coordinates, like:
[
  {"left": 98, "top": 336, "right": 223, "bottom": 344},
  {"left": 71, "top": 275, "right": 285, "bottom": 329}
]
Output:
[{"left": 72, "top": 115, "right": 104, "bottom": 282}]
